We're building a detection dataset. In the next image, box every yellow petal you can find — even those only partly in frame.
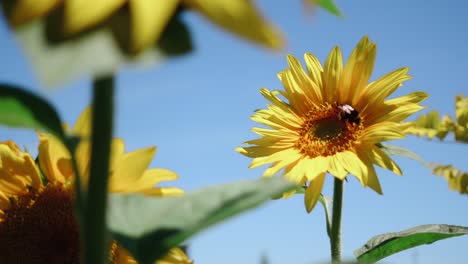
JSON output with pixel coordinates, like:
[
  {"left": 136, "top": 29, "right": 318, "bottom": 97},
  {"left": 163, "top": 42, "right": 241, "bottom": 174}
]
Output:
[
  {"left": 73, "top": 105, "right": 92, "bottom": 136},
  {"left": 287, "top": 55, "right": 322, "bottom": 104},
  {"left": 358, "top": 67, "right": 412, "bottom": 112},
  {"left": 143, "top": 187, "right": 184, "bottom": 196},
  {"left": 6, "top": 0, "right": 62, "bottom": 26},
  {"left": 360, "top": 122, "right": 405, "bottom": 143},
  {"left": 249, "top": 148, "right": 300, "bottom": 169},
  {"left": 65, "top": 0, "right": 126, "bottom": 34},
  {"left": 110, "top": 146, "right": 156, "bottom": 191},
  {"left": 386, "top": 91, "right": 429, "bottom": 105},
  {"left": 355, "top": 147, "right": 383, "bottom": 194},
  {"left": 302, "top": 156, "right": 328, "bottom": 181},
  {"left": 112, "top": 168, "right": 178, "bottom": 193},
  {"left": 156, "top": 247, "right": 193, "bottom": 264},
  {"left": 304, "top": 172, "right": 326, "bottom": 213},
  {"left": 322, "top": 46, "right": 343, "bottom": 102},
  {"left": 284, "top": 158, "right": 311, "bottom": 183},
  {"left": 186, "top": 0, "right": 284, "bottom": 49},
  {"left": 263, "top": 153, "right": 299, "bottom": 177},
  {"left": 109, "top": 138, "right": 125, "bottom": 170},
  {"left": 0, "top": 141, "right": 42, "bottom": 195},
  {"left": 337, "top": 151, "right": 367, "bottom": 186},
  {"left": 366, "top": 163, "right": 383, "bottom": 194},
  {"left": 280, "top": 69, "right": 313, "bottom": 115},
  {"left": 304, "top": 52, "right": 324, "bottom": 90},
  {"left": 129, "top": 0, "right": 179, "bottom": 53},
  {"left": 327, "top": 155, "right": 347, "bottom": 179},
  {"left": 340, "top": 36, "right": 377, "bottom": 104},
  {"left": 370, "top": 145, "right": 402, "bottom": 175},
  {"left": 74, "top": 139, "right": 92, "bottom": 182},
  {"left": 38, "top": 132, "right": 71, "bottom": 183}
]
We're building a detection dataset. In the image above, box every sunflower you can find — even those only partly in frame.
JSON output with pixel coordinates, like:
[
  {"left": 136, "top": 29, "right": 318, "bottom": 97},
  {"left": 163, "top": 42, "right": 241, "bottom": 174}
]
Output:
[
  {"left": 37, "top": 106, "right": 184, "bottom": 196},
  {"left": 4, "top": 0, "right": 282, "bottom": 53},
  {"left": 236, "top": 36, "right": 428, "bottom": 212},
  {"left": 0, "top": 107, "right": 190, "bottom": 263}
]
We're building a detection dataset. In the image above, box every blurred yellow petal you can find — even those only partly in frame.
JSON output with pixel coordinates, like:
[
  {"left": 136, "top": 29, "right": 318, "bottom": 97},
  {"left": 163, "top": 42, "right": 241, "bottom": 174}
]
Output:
[
  {"left": 74, "top": 139, "right": 92, "bottom": 181},
  {"left": 109, "top": 138, "right": 125, "bottom": 170},
  {"left": 304, "top": 172, "right": 326, "bottom": 213},
  {"left": 0, "top": 141, "right": 41, "bottom": 196},
  {"left": 110, "top": 146, "right": 156, "bottom": 191},
  {"left": 6, "top": 0, "right": 62, "bottom": 26},
  {"left": 156, "top": 247, "right": 193, "bottom": 264},
  {"left": 65, "top": 0, "right": 126, "bottom": 34},
  {"left": 185, "top": 0, "right": 283, "bottom": 49},
  {"left": 72, "top": 105, "right": 92, "bottom": 136},
  {"left": 113, "top": 168, "right": 179, "bottom": 194},
  {"left": 38, "top": 132, "right": 71, "bottom": 183},
  {"left": 129, "top": 0, "right": 179, "bottom": 53},
  {"left": 143, "top": 187, "right": 184, "bottom": 196}
]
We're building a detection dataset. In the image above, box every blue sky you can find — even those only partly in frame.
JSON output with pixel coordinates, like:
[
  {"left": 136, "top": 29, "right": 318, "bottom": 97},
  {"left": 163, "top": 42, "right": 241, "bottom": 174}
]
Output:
[{"left": 0, "top": 0, "right": 467, "bottom": 263}]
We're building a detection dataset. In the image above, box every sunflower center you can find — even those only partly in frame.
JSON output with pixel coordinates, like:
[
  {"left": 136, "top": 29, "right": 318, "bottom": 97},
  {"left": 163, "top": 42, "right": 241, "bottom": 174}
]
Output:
[
  {"left": 296, "top": 103, "right": 364, "bottom": 158},
  {"left": 0, "top": 183, "right": 80, "bottom": 264}
]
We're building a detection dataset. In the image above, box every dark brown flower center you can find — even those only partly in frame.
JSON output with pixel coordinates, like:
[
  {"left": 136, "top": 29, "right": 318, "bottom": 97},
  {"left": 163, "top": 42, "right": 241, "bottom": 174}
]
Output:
[
  {"left": 0, "top": 183, "right": 79, "bottom": 264},
  {"left": 296, "top": 103, "right": 364, "bottom": 158}
]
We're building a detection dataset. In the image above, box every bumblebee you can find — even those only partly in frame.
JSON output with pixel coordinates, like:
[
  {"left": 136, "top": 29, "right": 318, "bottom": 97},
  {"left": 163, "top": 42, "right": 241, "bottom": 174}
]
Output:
[{"left": 337, "top": 104, "right": 360, "bottom": 124}]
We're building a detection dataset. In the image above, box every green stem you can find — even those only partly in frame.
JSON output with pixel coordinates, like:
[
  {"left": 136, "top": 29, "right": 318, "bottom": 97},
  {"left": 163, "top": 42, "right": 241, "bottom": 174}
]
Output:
[
  {"left": 69, "top": 145, "right": 86, "bottom": 263},
  {"left": 330, "top": 178, "right": 344, "bottom": 264},
  {"left": 84, "top": 75, "right": 114, "bottom": 264}
]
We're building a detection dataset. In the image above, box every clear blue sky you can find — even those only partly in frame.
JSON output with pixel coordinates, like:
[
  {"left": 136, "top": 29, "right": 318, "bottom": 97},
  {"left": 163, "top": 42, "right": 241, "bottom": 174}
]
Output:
[{"left": 0, "top": 0, "right": 467, "bottom": 263}]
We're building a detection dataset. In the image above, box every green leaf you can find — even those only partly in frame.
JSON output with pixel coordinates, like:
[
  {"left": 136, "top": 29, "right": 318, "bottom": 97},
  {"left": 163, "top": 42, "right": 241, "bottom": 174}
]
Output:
[
  {"left": 7, "top": 9, "right": 192, "bottom": 88},
  {"left": 354, "top": 224, "right": 468, "bottom": 263},
  {"left": 108, "top": 177, "right": 295, "bottom": 264},
  {"left": 158, "top": 13, "right": 193, "bottom": 56},
  {"left": 315, "top": 0, "right": 343, "bottom": 17},
  {"left": 377, "top": 143, "right": 429, "bottom": 167},
  {"left": 0, "top": 83, "right": 65, "bottom": 139}
]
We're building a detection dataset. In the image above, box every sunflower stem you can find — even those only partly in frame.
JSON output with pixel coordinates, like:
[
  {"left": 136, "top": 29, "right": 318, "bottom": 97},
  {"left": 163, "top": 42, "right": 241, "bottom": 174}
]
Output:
[
  {"left": 84, "top": 75, "right": 114, "bottom": 264},
  {"left": 330, "top": 178, "right": 344, "bottom": 264},
  {"left": 69, "top": 145, "right": 86, "bottom": 263}
]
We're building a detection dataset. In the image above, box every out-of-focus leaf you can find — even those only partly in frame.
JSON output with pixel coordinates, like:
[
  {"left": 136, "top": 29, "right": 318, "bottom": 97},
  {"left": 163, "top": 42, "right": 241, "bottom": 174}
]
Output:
[
  {"left": 407, "top": 95, "right": 468, "bottom": 143},
  {"left": 355, "top": 224, "right": 468, "bottom": 264},
  {"left": 454, "top": 95, "right": 468, "bottom": 142},
  {"left": 310, "top": 0, "right": 343, "bottom": 17},
  {"left": 158, "top": 12, "right": 193, "bottom": 56},
  {"left": 8, "top": 9, "right": 192, "bottom": 88},
  {"left": 431, "top": 163, "right": 468, "bottom": 194},
  {"left": 455, "top": 95, "right": 468, "bottom": 126},
  {"left": 108, "top": 177, "right": 295, "bottom": 264},
  {"left": 377, "top": 143, "right": 428, "bottom": 167},
  {"left": 0, "top": 83, "right": 65, "bottom": 139},
  {"left": 319, "top": 194, "right": 332, "bottom": 238},
  {"left": 405, "top": 110, "right": 452, "bottom": 140}
]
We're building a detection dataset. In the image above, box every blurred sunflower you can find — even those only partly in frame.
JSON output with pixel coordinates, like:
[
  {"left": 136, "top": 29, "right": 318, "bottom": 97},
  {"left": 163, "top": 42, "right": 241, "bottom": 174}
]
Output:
[
  {"left": 0, "top": 107, "right": 190, "bottom": 263},
  {"left": 4, "top": 0, "right": 283, "bottom": 53},
  {"left": 236, "top": 36, "right": 428, "bottom": 212}
]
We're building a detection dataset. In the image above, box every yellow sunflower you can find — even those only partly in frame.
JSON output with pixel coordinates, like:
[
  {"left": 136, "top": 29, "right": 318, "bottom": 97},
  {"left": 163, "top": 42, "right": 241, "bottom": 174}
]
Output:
[
  {"left": 37, "top": 105, "right": 184, "bottom": 196},
  {"left": 5, "top": 0, "right": 282, "bottom": 53},
  {"left": 0, "top": 107, "right": 190, "bottom": 263},
  {"left": 236, "top": 36, "right": 428, "bottom": 212}
]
